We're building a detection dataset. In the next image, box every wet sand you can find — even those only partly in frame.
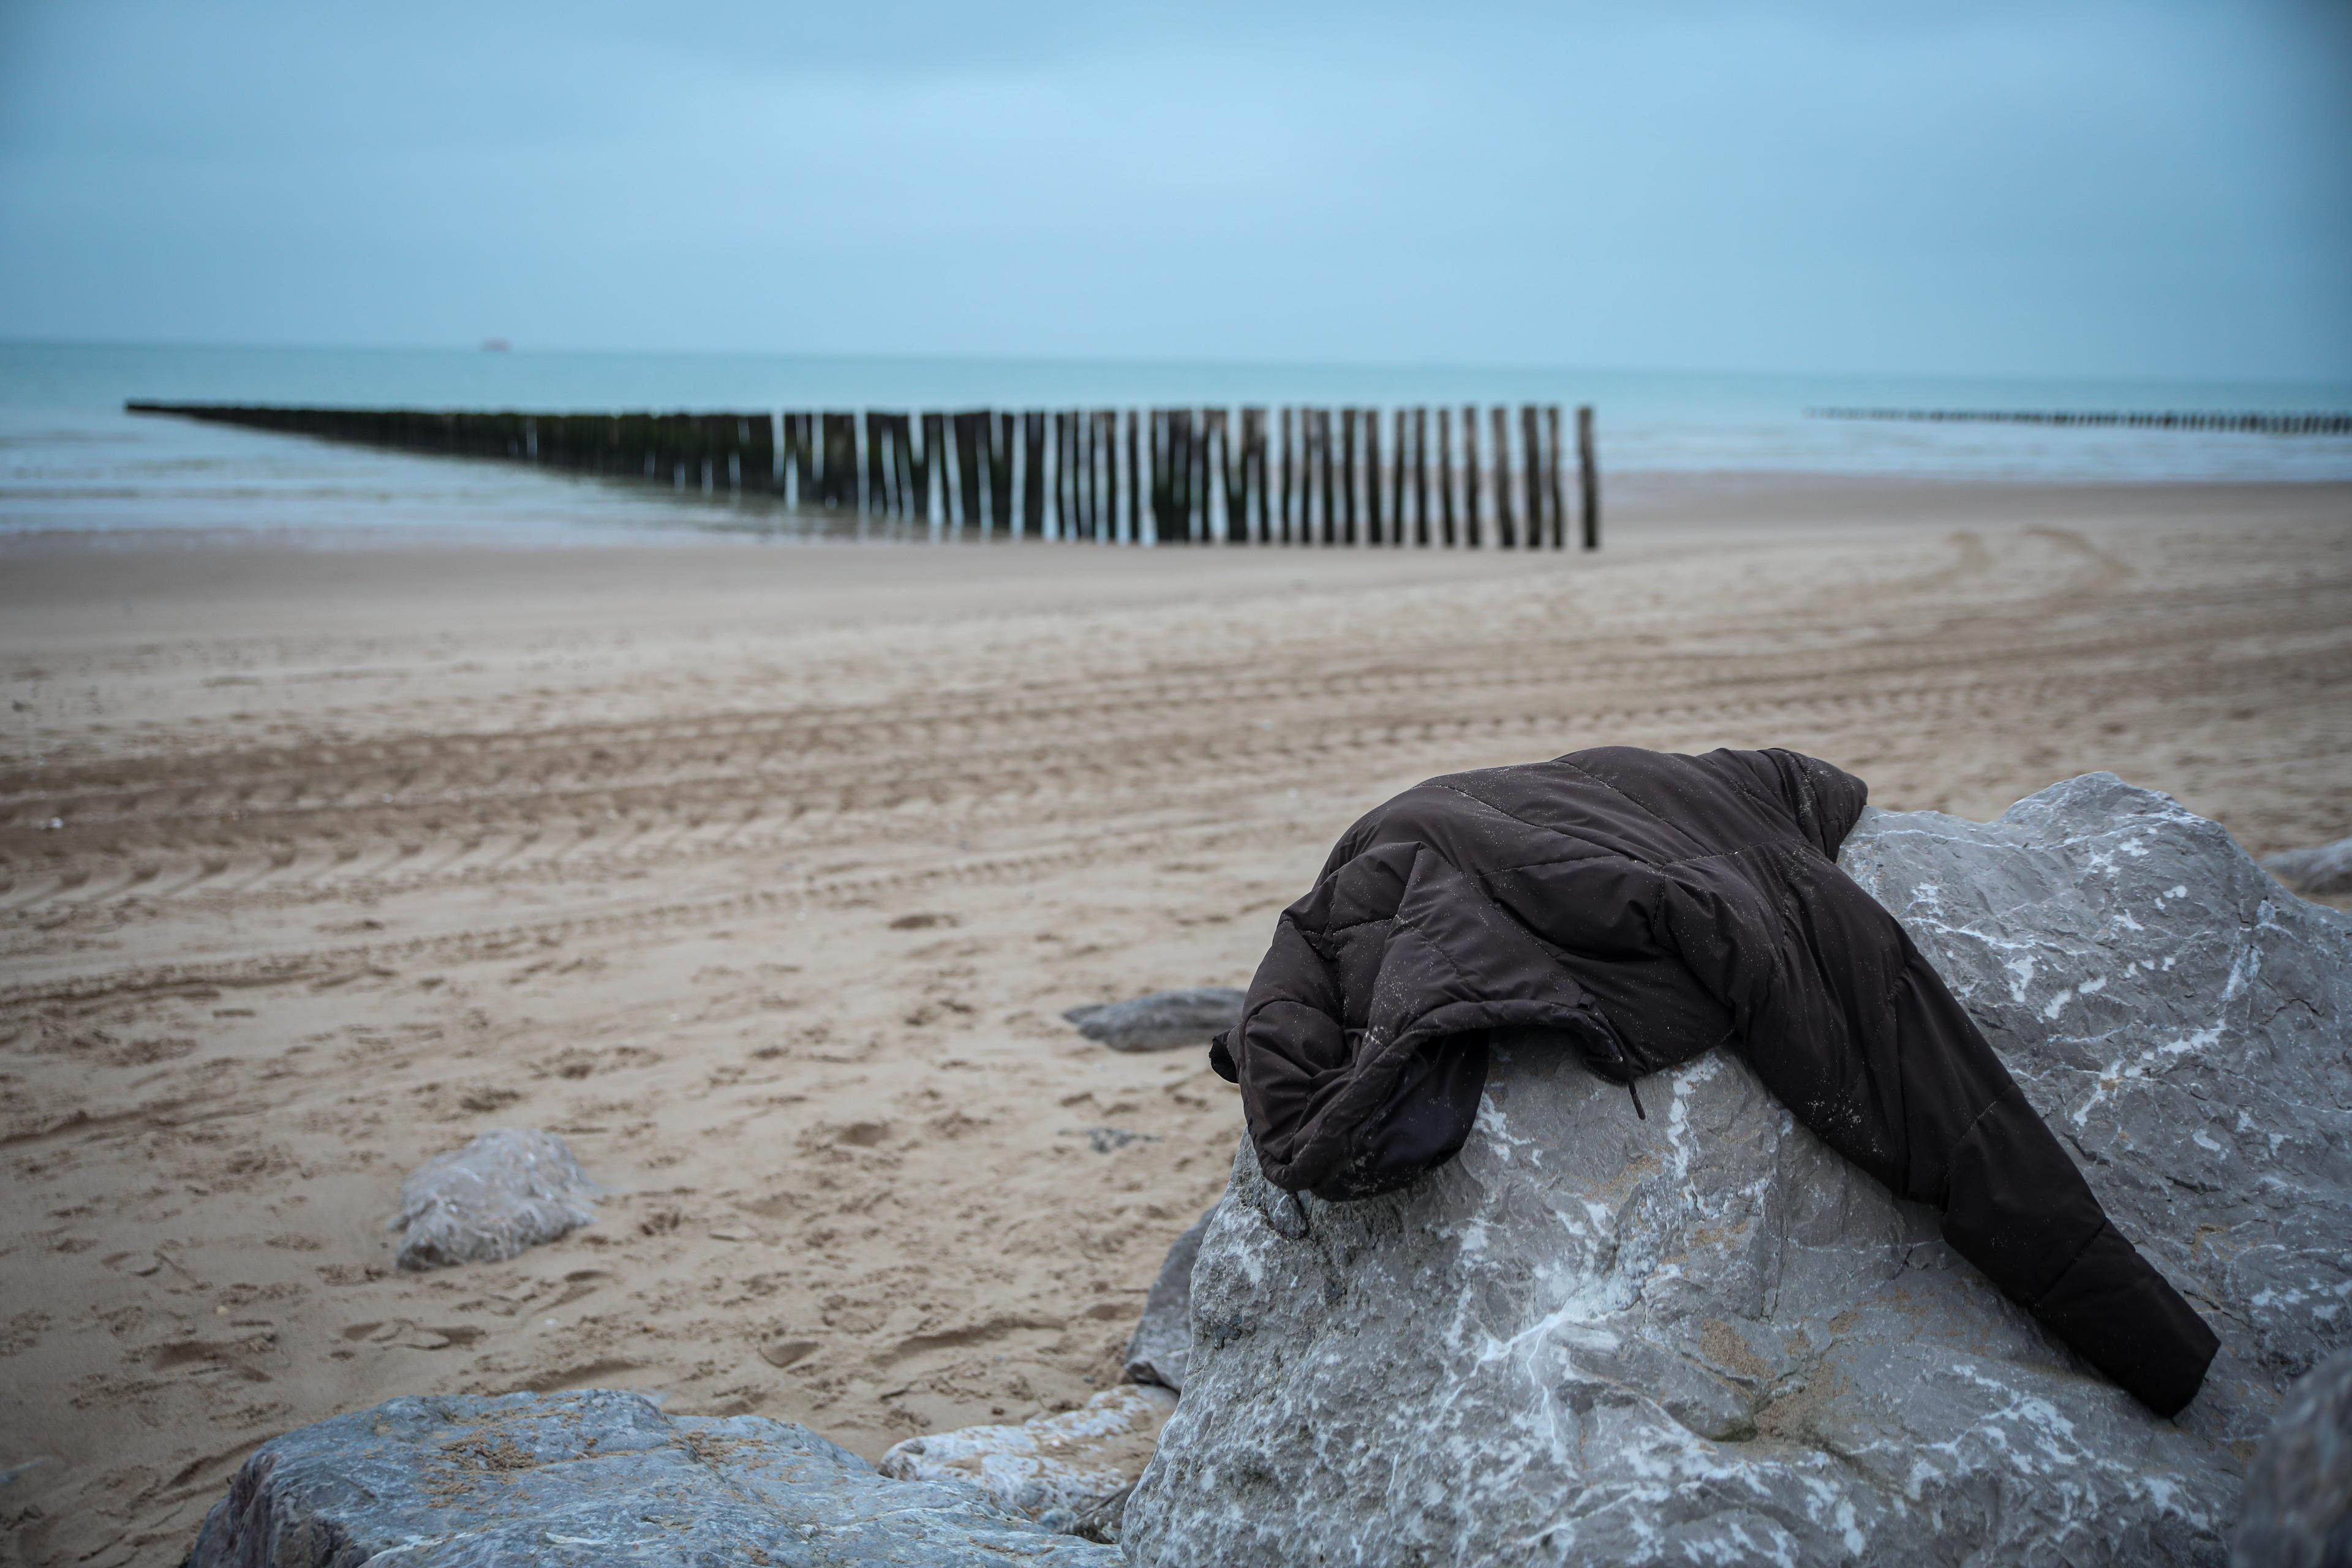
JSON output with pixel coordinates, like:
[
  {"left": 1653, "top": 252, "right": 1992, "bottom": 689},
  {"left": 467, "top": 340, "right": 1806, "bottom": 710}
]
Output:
[{"left": 2, "top": 476, "right": 2349, "bottom": 1566}]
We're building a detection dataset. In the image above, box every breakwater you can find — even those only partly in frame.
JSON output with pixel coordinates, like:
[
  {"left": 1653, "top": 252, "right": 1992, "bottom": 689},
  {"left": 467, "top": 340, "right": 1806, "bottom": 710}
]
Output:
[
  {"left": 126, "top": 401, "right": 1600, "bottom": 548},
  {"left": 1809, "top": 407, "right": 2352, "bottom": 436}
]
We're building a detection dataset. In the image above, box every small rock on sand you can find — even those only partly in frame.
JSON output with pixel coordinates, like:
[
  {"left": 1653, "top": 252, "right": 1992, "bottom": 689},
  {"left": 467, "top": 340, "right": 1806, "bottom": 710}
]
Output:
[
  {"left": 1063, "top": 987, "right": 1245, "bottom": 1052},
  {"left": 2264, "top": 835, "right": 2352, "bottom": 897},
  {"left": 880, "top": 1384, "right": 1177, "bottom": 1533},
  {"left": 389, "top": 1127, "right": 601, "bottom": 1272}
]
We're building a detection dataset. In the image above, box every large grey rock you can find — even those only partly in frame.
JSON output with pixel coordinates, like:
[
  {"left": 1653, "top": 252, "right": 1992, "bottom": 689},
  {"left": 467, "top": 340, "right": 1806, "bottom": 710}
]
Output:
[
  {"left": 2266, "top": 835, "right": 2352, "bottom": 897},
  {"left": 1125, "top": 774, "right": 2352, "bottom": 1568},
  {"left": 1063, "top": 989, "right": 1244, "bottom": 1052},
  {"left": 182, "top": 1389, "right": 1119, "bottom": 1566},
  {"left": 2235, "top": 1348, "right": 2352, "bottom": 1568},
  {"left": 879, "top": 1385, "right": 1175, "bottom": 1533},
  {"left": 1122, "top": 1206, "right": 1217, "bottom": 1392},
  {"left": 390, "top": 1128, "right": 600, "bottom": 1271}
]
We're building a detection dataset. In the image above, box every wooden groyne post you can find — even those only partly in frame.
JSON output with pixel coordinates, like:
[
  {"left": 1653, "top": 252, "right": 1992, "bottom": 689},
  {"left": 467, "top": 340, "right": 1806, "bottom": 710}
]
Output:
[
  {"left": 1459, "top": 407, "right": 1482, "bottom": 549},
  {"left": 1430, "top": 411, "right": 1449, "bottom": 552},
  {"left": 1525, "top": 404, "right": 1541, "bottom": 548},
  {"left": 1410, "top": 408, "right": 1431, "bottom": 548},
  {"left": 1545, "top": 405, "right": 1566, "bottom": 549},
  {"left": 1339, "top": 410, "right": 1359, "bottom": 545},
  {"left": 1489, "top": 406, "right": 1516, "bottom": 549},
  {"left": 1577, "top": 404, "right": 1599, "bottom": 551}
]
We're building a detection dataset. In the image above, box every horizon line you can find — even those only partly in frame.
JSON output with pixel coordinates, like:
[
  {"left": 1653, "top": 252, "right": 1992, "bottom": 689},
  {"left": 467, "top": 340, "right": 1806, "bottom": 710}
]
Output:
[{"left": 6, "top": 336, "right": 2350, "bottom": 392}]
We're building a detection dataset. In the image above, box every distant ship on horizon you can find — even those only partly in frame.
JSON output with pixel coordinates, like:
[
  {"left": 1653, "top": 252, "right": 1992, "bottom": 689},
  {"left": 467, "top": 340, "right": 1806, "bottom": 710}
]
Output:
[{"left": 480, "top": 337, "right": 511, "bottom": 352}]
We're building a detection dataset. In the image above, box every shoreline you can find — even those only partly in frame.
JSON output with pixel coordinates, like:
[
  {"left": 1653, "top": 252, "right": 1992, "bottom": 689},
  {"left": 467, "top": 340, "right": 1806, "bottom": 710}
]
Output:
[
  {"left": 5, "top": 477, "right": 2345, "bottom": 662},
  {"left": 5, "top": 471, "right": 2348, "bottom": 562}
]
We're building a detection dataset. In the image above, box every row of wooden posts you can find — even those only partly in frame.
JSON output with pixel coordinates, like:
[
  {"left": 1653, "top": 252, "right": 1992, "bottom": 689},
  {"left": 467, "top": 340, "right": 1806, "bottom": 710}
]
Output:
[
  {"left": 1809, "top": 407, "right": 2352, "bottom": 437},
  {"left": 128, "top": 401, "right": 1600, "bottom": 549}
]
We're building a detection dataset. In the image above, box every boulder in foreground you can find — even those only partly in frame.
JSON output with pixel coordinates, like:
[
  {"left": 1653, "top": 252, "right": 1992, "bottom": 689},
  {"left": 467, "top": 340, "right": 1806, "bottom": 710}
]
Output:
[
  {"left": 1125, "top": 774, "right": 2352, "bottom": 1567},
  {"left": 183, "top": 1389, "right": 1119, "bottom": 1566},
  {"left": 1063, "top": 988, "right": 1244, "bottom": 1052},
  {"left": 2233, "top": 1347, "right": 2352, "bottom": 1568},
  {"left": 391, "top": 1128, "right": 601, "bottom": 1271},
  {"left": 880, "top": 1384, "right": 1176, "bottom": 1533}
]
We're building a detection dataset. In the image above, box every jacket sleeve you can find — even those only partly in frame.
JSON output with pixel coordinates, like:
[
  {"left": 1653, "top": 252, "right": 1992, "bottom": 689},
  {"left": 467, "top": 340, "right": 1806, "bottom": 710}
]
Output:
[{"left": 1660, "top": 850, "right": 2218, "bottom": 1417}]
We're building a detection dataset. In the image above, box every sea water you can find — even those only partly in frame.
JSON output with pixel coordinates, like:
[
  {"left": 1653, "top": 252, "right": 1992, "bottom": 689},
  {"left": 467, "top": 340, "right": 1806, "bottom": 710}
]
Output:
[{"left": 4, "top": 340, "right": 2348, "bottom": 543}]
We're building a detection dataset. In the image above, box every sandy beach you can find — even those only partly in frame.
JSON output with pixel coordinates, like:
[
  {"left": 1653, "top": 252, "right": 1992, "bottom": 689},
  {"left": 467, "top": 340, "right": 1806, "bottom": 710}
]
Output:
[{"left": 4, "top": 475, "right": 2350, "bottom": 1567}]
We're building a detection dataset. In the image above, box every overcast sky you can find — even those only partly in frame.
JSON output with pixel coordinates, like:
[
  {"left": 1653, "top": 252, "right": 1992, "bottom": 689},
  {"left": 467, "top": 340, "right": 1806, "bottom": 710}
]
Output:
[{"left": 1, "top": 1, "right": 2346, "bottom": 380}]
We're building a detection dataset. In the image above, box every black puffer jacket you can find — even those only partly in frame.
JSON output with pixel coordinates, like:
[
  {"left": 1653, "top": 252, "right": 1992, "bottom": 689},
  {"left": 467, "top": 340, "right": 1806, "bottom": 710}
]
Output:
[{"left": 1210, "top": 745, "right": 2218, "bottom": 1417}]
